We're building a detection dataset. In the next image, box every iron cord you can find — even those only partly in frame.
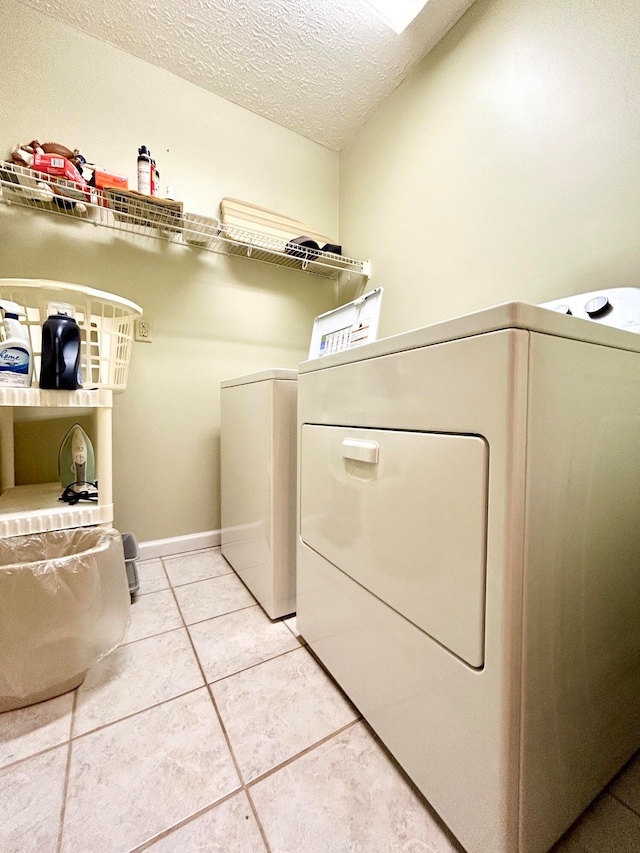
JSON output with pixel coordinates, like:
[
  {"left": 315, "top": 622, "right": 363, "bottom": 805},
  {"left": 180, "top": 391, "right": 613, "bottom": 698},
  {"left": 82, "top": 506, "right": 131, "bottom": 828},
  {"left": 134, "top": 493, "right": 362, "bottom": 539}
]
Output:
[{"left": 59, "top": 481, "right": 98, "bottom": 505}]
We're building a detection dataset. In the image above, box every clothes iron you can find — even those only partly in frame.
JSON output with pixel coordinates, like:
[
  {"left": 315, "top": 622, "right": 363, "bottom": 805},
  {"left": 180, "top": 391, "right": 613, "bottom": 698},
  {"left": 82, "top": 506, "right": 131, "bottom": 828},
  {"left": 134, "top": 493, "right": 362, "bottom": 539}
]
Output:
[{"left": 58, "top": 423, "right": 98, "bottom": 503}]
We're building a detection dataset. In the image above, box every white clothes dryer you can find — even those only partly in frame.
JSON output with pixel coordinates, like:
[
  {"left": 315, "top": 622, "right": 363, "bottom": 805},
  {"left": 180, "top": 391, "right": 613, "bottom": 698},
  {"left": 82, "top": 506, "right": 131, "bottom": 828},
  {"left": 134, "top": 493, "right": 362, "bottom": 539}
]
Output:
[
  {"left": 296, "top": 301, "right": 640, "bottom": 853},
  {"left": 221, "top": 368, "right": 297, "bottom": 619}
]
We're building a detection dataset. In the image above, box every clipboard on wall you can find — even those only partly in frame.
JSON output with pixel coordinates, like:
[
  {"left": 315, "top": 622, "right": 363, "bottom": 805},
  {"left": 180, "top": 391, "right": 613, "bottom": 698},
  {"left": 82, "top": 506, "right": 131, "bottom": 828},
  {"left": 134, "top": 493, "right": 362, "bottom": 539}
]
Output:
[{"left": 308, "top": 288, "right": 383, "bottom": 360}]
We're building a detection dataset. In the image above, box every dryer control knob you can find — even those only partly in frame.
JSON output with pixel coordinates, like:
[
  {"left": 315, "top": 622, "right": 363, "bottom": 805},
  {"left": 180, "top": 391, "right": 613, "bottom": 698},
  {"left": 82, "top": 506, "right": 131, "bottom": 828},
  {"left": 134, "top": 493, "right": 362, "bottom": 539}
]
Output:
[
  {"left": 553, "top": 304, "right": 572, "bottom": 315},
  {"left": 585, "top": 295, "right": 611, "bottom": 317}
]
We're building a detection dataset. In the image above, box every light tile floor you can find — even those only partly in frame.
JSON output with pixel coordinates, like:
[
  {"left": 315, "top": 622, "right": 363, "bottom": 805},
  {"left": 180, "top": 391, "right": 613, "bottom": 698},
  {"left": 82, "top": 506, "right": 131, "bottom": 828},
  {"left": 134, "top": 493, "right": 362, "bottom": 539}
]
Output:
[{"left": 2, "top": 546, "right": 640, "bottom": 853}]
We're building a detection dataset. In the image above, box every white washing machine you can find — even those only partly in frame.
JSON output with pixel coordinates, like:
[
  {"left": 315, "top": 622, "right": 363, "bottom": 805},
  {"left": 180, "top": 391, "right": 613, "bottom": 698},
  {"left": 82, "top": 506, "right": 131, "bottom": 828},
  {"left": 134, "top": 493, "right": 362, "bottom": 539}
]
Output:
[
  {"left": 296, "top": 295, "right": 640, "bottom": 853},
  {"left": 221, "top": 368, "right": 297, "bottom": 619}
]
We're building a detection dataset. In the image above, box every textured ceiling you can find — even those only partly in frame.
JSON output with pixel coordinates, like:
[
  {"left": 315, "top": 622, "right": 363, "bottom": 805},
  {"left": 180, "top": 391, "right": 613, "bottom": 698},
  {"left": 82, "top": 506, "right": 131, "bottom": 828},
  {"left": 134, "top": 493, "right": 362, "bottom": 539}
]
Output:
[{"left": 20, "top": 0, "right": 475, "bottom": 150}]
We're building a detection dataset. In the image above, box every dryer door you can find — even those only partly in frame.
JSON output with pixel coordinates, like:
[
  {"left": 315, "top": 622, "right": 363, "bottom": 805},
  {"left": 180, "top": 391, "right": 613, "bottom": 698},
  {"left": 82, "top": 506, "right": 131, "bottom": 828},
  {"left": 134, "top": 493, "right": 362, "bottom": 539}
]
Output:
[{"left": 300, "top": 425, "right": 488, "bottom": 667}]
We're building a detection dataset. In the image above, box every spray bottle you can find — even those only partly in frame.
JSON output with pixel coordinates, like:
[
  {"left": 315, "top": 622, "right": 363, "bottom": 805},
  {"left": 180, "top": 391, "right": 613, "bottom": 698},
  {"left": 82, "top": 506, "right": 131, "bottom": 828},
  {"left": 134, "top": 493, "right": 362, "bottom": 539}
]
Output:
[{"left": 0, "top": 301, "right": 33, "bottom": 388}]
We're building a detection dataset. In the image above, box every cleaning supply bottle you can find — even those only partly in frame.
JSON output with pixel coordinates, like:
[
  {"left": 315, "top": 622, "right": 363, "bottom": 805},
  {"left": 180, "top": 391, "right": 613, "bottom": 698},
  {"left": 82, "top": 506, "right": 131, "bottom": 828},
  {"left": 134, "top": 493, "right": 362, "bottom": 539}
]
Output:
[
  {"left": 137, "top": 145, "right": 152, "bottom": 196},
  {"left": 39, "top": 303, "right": 82, "bottom": 390},
  {"left": 0, "top": 300, "right": 33, "bottom": 388}
]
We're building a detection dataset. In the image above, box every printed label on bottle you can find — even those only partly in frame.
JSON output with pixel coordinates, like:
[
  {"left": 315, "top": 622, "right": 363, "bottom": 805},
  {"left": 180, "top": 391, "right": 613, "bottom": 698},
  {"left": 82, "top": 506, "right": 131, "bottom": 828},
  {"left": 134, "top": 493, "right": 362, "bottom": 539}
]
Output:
[
  {"left": 0, "top": 346, "right": 29, "bottom": 373},
  {"left": 0, "top": 346, "right": 30, "bottom": 385},
  {"left": 138, "top": 165, "right": 151, "bottom": 196}
]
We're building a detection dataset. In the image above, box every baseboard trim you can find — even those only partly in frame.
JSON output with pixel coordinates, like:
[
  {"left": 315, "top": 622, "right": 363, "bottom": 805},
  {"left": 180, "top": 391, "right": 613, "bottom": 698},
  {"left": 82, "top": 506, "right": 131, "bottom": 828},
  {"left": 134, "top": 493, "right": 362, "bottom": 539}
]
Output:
[{"left": 138, "top": 530, "right": 221, "bottom": 561}]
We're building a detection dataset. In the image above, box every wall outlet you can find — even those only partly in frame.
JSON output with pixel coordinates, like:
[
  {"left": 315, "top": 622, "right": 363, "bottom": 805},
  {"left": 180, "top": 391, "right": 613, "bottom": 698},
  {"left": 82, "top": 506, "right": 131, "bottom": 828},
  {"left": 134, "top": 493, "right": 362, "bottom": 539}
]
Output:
[{"left": 135, "top": 317, "right": 152, "bottom": 343}]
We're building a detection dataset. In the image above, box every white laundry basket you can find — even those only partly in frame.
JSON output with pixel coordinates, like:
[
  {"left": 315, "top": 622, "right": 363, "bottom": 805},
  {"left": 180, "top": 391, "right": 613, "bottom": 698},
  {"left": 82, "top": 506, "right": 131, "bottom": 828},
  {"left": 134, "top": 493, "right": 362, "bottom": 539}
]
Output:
[{"left": 0, "top": 279, "right": 143, "bottom": 392}]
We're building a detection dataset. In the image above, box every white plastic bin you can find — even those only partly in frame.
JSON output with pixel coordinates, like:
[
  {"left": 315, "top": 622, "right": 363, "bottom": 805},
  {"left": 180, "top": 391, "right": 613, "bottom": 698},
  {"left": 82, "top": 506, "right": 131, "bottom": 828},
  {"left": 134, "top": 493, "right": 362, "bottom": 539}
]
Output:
[
  {"left": 0, "top": 526, "right": 130, "bottom": 711},
  {"left": 0, "top": 279, "right": 142, "bottom": 392}
]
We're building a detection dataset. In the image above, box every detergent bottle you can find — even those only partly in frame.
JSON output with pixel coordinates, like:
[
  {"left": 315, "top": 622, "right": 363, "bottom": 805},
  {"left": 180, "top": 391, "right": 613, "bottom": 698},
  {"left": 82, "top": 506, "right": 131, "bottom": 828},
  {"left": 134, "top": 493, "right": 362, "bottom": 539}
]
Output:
[
  {"left": 39, "top": 303, "right": 82, "bottom": 390},
  {"left": 0, "top": 300, "right": 33, "bottom": 387}
]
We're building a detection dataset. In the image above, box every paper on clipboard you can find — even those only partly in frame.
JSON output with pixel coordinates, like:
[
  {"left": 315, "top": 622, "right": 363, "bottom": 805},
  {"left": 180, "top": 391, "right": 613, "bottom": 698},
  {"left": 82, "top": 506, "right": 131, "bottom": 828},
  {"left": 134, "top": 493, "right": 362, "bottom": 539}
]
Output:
[{"left": 308, "top": 288, "right": 383, "bottom": 360}]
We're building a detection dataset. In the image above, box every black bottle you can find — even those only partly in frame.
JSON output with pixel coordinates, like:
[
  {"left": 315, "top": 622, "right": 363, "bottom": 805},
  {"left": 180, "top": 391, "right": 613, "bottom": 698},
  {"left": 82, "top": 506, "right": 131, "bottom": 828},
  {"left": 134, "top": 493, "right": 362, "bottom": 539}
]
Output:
[{"left": 39, "top": 313, "right": 82, "bottom": 390}]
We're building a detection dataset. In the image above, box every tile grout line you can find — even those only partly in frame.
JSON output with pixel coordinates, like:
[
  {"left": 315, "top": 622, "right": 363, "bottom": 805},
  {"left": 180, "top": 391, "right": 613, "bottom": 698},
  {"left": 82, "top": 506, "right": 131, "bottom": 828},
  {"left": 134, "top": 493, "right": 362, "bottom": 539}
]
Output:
[
  {"left": 245, "top": 718, "right": 361, "bottom": 791},
  {"left": 121, "top": 623, "right": 187, "bottom": 647},
  {"left": 124, "top": 600, "right": 256, "bottom": 642},
  {"left": 128, "top": 789, "right": 244, "bottom": 853},
  {"left": 13, "top": 700, "right": 359, "bottom": 853},
  {"left": 21, "top": 553, "right": 247, "bottom": 755},
  {"left": 71, "top": 642, "right": 301, "bottom": 743},
  {"left": 70, "top": 685, "right": 205, "bottom": 743},
  {"left": 0, "top": 727, "right": 75, "bottom": 773},
  {"left": 607, "top": 789, "right": 640, "bottom": 821},
  {"left": 0, "top": 689, "right": 90, "bottom": 791},
  {"left": 166, "top": 570, "right": 235, "bottom": 590},
  {"left": 162, "top": 575, "right": 274, "bottom": 850},
  {"left": 167, "top": 576, "right": 245, "bottom": 783},
  {"left": 118, "top": 622, "right": 186, "bottom": 649},
  {"left": 187, "top": 569, "right": 276, "bottom": 852},
  {"left": 134, "top": 568, "right": 235, "bottom": 597},
  {"left": 55, "top": 688, "right": 77, "bottom": 853},
  {"left": 179, "top": 602, "right": 257, "bottom": 629},
  {"left": 243, "top": 785, "right": 274, "bottom": 853},
  {"left": 51, "top": 588, "right": 298, "bottom": 750},
  {"left": 167, "top": 560, "right": 362, "bottom": 794},
  {"left": 159, "top": 550, "right": 234, "bottom": 588},
  {"left": 178, "top": 563, "right": 362, "bottom": 850},
  {"left": 61, "top": 640, "right": 308, "bottom": 743},
  {"left": 206, "top": 682, "right": 274, "bottom": 853},
  {"left": 161, "top": 546, "right": 221, "bottom": 562},
  {"left": 44, "top": 558, "right": 234, "bottom": 748},
  {"left": 166, "top": 567, "right": 305, "bottom": 853},
  {"left": 206, "top": 644, "right": 304, "bottom": 686},
  {"left": 123, "top": 585, "right": 255, "bottom": 647},
  {"left": 135, "top": 555, "right": 172, "bottom": 597}
]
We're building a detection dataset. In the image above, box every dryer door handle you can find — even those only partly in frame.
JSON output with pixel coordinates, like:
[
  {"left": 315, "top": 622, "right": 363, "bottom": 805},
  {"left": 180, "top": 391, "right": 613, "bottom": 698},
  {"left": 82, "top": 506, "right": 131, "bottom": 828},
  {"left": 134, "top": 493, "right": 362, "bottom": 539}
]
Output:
[{"left": 341, "top": 438, "right": 379, "bottom": 465}]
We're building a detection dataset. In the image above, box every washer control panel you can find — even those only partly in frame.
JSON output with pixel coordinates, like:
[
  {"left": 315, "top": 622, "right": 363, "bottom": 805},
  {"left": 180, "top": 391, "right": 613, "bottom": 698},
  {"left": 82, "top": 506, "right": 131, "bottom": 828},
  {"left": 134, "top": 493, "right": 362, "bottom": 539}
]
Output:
[{"left": 539, "top": 288, "right": 640, "bottom": 333}]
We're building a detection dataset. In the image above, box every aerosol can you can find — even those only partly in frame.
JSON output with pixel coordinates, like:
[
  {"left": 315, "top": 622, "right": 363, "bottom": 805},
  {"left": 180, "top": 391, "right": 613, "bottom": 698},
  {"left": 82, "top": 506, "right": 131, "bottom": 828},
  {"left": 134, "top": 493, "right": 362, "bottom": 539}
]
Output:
[{"left": 0, "top": 300, "right": 33, "bottom": 387}]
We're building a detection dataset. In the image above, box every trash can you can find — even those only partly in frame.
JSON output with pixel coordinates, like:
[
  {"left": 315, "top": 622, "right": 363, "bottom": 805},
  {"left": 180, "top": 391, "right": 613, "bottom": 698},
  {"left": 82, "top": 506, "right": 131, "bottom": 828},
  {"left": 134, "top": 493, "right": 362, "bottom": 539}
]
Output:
[{"left": 0, "top": 526, "right": 130, "bottom": 712}]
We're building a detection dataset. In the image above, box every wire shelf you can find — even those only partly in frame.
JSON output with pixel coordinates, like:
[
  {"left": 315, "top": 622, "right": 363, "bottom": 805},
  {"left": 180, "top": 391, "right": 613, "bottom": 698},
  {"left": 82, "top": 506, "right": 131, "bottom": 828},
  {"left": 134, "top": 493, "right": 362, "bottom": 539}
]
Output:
[{"left": 0, "top": 161, "right": 370, "bottom": 281}]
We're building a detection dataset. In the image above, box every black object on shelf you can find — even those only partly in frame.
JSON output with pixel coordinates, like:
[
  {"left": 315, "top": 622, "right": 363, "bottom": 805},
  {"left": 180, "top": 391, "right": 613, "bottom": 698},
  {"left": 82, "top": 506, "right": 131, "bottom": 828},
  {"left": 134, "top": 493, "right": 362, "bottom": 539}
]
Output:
[
  {"left": 39, "top": 313, "right": 82, "bottom": 390},
  {"left": 285, "top": 236, "right": 342, "bottom": 261}
]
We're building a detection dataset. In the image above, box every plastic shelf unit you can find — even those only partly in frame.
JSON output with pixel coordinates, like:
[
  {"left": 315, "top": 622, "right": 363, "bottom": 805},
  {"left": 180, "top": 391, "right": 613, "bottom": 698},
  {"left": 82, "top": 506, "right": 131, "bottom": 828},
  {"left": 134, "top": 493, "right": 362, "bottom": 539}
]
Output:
[
  {"left": 0, "top": 161, "right": 370, "bottom": 283},
  {"left": 0, "top": 388, "right": 113, "bottom": 538}
]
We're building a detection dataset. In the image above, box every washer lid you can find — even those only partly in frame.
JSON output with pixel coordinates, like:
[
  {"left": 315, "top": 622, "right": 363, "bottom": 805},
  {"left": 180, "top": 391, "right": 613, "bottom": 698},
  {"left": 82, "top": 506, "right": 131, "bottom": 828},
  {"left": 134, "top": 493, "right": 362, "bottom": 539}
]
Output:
[
  {"left": 299, "top": 300, "right": 640, "bottom": 373},
  {"left": 221, "top": 368, "right": 298, "bottom": 388}
]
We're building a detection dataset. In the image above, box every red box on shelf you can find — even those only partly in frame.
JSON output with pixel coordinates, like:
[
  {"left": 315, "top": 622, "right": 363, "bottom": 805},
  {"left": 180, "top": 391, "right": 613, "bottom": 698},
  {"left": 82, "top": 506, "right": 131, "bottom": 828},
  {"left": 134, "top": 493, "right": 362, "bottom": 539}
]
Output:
[{"left": 32, "top": 153, "right": 86, "bottom": 185}]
